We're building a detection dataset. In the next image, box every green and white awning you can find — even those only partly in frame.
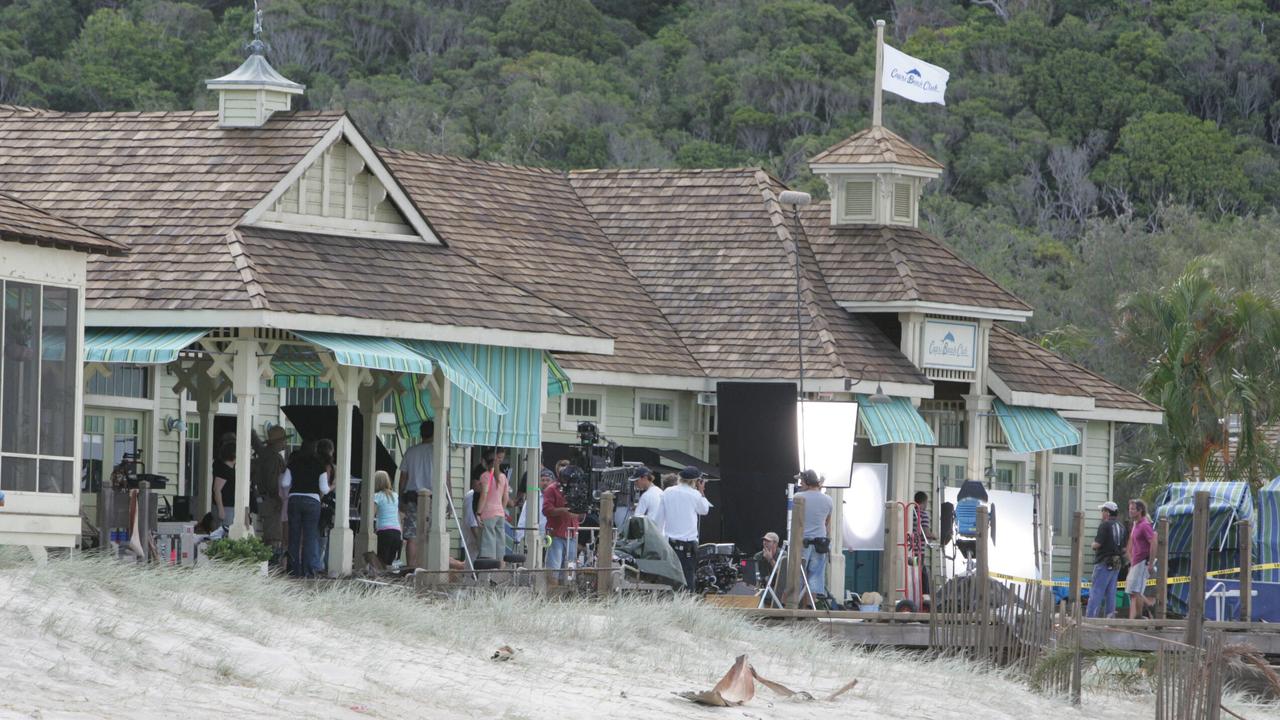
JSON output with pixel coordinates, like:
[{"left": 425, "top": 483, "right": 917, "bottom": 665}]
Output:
[
  {"left": 545, "top": 352, "right": 572, "bottom": 396},
  {"left": 292, "top": 331, "right": 435, "bottom": 376},
  {"left": 856, "top": 395, "right": 937, "bottom": 446},
  {"left": 398, "top": 340, "right": 509, "bottom": 415},
  {"left": 83, "top": 327, "right": 208, "bottom": 364},
  {"left": 991, "top": 398, "right": 1080, "bottom": 454}
]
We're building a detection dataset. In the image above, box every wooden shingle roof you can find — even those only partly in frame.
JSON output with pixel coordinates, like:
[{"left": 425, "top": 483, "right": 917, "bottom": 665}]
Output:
[
  {"left": 568, "top": 168, "right": 928, "bottom": 385},
  {"left": 235, "top": 227, "right": 604, "bottom": 338},
  {"left": 380, "top": 150, "right": 704, "bottom": 377},
  {"left": 809, "top": 125, "right": 944, "bottom": 170},
  {"left": 0, "top": 106, "right": 341, "bottom": 310},
  {"left": 0, "top": 191, "right": 126, "bottom": 255},
  {"left": 989, "top": 325, "right": 1159, "bottom": 413},
  {"left": 799, "top": 209, "right": 1032, "bottom": 314}
]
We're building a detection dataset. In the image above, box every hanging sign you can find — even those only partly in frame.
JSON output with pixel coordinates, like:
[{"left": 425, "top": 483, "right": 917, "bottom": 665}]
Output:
[{"left": 922, "top": 319, "right": 978, "bottom": 371}]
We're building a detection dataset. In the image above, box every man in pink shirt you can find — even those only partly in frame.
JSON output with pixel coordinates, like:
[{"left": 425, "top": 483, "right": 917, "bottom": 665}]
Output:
[
  {"left": 1125, "top": 499, "right": 1157, "bottom": 619},
  {"left": 476, "top": 447, "right": 510, "bottom": 561}
]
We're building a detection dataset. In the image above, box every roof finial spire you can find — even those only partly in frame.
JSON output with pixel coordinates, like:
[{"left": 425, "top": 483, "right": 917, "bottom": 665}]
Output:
[{"left": 246, "top": 0, "right": 266, "bottom": 56}]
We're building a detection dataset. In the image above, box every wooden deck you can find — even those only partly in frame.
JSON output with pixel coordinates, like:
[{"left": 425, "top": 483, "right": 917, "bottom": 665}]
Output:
[{"left": 736, "top": 609, "right": 1280, "bottom": 655}]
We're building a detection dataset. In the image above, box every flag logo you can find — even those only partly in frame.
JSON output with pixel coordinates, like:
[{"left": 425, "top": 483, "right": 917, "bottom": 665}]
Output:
[{"left": 882, "top": 44, "right": 949, "bottom": 105}]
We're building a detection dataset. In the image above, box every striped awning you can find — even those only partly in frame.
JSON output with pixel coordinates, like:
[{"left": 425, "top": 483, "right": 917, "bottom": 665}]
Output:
[
  {"left": 398, "top": 340, "right": 508, "bottom": 415},
  {"left": 1155, "top": 481, "right": 1254, "bottom": 554},
  {"left": 391, "top": 345, "right": 546, "bottom": 449},
  {"left": 856, "top": 395, "right": 936, "bottom": 446},
  {"left": 991, "top": 399, "right": 1080, "bottom": 454},
  {"left": 545, "top": 352, "right": 572, "bottom": 396},
  {"left": 270, "top": 360, "right": 329, "bottom": 388},
  {"left": 292, "top": 331, "right": 435, "bottom": 376},
  {"left": 83, "top": 327, "right": 208, "bottom": 364}
]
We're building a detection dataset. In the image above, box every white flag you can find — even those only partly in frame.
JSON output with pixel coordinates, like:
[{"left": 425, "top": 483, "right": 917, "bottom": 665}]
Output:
[{"left": 882, "top": 44, "right": 949, "bottom": 105}]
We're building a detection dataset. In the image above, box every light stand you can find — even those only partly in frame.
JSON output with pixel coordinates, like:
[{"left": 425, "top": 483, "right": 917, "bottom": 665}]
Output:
[{"left": 758, "top": 483, "right": 816, "bottom": 609}]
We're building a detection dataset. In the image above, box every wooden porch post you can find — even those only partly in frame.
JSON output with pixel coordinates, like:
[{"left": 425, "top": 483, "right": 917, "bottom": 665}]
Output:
[
  {"left": 524, "top": 448, "right": 543, "bottom": 569},
  {"left": 229, "top": 339, "right": 259, "bottom": 540},
  {"left": 355, "top": 382, "right": 378, "bottom": 562},
  {"left": 327, "top": 365, "right": 360, "bottom": 576},
  {"left": 426, "top": 372, "right": 450, "bottom": 575}
]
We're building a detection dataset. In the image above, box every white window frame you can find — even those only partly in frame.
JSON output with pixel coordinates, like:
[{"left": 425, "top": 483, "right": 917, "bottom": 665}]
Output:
[
  {"left": 933, "top": 448, "right": 968, "bottom": 488},
  {"left": 560, "top": 387, "right": 605, "bottom": 432},
  {"left": 634, "top": 389, "right": 679, "bottom": 439}
]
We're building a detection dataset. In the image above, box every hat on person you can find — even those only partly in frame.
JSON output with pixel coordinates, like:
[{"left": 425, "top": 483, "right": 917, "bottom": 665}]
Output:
[
  {"left": 539, "top": 467, "right": 555, "bottom": 481},
  {"left": 629, "top": 466, "right": 654, "bottom": 481},
  {"left": 678, "top": 465, "right": 701, "bottom": 480},
  {"left": 796, "top": 469, "right": 822, "bottom": 486},
  {"left": 266, "top": 425, "right": 287, "bottom": 442},
  {"left": 762, "top": 531, "right": 780, "bottom": 544},
  {"left": 1099, "top": 501, "right": 1119, "bottom": 514}
]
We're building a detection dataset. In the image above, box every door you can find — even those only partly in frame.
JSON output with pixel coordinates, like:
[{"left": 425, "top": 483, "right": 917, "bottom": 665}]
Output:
[
  {"left": 993, "top": 460, "right": 1024, "bottom": 492},
  {"left": 936, "top": 456, "right": 967, "bottom": 487},
  {"left": 81, "top": 410, "right": 145, "bottom": 512}
]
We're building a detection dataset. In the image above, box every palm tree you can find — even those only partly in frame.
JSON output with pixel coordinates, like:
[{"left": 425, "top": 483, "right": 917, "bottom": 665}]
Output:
[{"left": 1117, "top": 264, "right": 1280, "bottom": 489}]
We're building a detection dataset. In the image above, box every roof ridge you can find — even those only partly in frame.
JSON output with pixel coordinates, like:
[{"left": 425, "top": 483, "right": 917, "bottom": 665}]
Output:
[
  {"left": 379, "top": 147, "right": 566, "bottom": 177},
  {"left": 225, "top": 229, "right": 269, "bottom": 310},
  {"left": 882, "top": 227, "right": 921, "bottom": 301},
  {"left": 753, "top": 170, "right": 850, "bottom": 380}
]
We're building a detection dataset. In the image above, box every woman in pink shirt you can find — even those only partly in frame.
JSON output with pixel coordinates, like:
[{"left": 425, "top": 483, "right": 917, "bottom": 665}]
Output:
[
  {"left": 1126, "top": 499, "right": 1158, "bottom": 619},
  {"left": 476, "top": 447, "right": 510, "bottom": 561}
]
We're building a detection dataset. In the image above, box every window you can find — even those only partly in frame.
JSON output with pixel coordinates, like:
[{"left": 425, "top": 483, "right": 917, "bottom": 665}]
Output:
[
  {"left": 842, "top": 179, "right": 875, "bottom": 221},
  {"left": 993, "top": 460, "right": 1023, "bottom": 492},
  {"left": 86, "top": 366, "right": 150, "bottom": 399},
  {"left": 1054, "top": 424, "right": 1085, "bottom": 457},
  {"left": 183, "top": 420, "right": 201, "bottom": 492},
  {"left": 1, "top": 282, "right": 78, "bottom": 494},
  {"left": 560, "top": 390, "right": 604, "bottom": 431},
  {"left": 935, "top": 454, "right": 966, "bottom": 487},
  {"left": 892, "top": 181, "right": 913, "bottom": 222},
  {"left": 635, "top": 391, "right": 678, "bottom": 437},
  {"left": 1052, "top": 464, "right": 1081, "bottom": 542},
  {"left": 286, "top": 387, "right": 335, "bottom": 406},
  {"left": 81, "top": 410, "right": 144, "bottom": 495}
]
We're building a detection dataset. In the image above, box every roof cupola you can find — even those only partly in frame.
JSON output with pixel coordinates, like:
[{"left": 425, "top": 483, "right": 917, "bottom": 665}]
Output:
[
  {"left": 808, "top": 126, "right": 942, "bottom": 229},
  {"left": 205, "top": 1, "right": 303, "bottom": 129}
]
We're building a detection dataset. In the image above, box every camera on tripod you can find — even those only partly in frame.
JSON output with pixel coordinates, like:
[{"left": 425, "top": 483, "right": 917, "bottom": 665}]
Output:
[{"left": 561, "top": 421, "right": 629, "bottom": 515}]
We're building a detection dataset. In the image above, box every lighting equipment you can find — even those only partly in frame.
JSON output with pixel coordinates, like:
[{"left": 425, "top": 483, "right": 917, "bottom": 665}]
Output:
[{"left": 796, "top": 400, "right": 859, "bottom": 489}]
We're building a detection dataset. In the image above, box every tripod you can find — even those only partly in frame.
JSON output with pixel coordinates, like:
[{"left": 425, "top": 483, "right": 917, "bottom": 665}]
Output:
[{"left": 758, "top": 484, "right": 816, "bottom": 609}]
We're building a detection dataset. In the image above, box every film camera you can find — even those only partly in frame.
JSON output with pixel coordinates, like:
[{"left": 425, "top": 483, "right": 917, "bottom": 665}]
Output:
[
  {"left": 696, "top": 543, "right": 745, "bottom": 594},
  {"left": 560, "top": 421, "right": 630, "bottom": 515}
]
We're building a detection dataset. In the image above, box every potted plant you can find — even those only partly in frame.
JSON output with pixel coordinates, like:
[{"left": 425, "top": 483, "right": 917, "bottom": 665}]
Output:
[{"left": 204, "top": 536, "right": 274, "bottom": 576}]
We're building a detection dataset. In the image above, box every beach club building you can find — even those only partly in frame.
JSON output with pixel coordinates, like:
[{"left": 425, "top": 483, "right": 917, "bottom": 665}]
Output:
[{"left": 0, "top": 46, "right": 1159, "bottom": 592}]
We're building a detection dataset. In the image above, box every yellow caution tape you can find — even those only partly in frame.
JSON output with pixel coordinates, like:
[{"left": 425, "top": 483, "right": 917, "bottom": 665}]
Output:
[{"left": 984, "top": 562, "right": 1280, "bottom": 590}]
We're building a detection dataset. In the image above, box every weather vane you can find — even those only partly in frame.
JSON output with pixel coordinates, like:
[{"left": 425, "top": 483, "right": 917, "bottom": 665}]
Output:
[{"left": 246, "top": 0, "right": 267, "bottom": 56}]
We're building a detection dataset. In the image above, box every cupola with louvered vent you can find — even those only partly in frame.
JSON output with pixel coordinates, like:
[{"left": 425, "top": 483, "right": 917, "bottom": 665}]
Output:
[
  {"left": 808, "top": 125, "right": 942, "bottom": 228},
  {"left": 205, "top": 2, "right": 304, "bottom": 129}
]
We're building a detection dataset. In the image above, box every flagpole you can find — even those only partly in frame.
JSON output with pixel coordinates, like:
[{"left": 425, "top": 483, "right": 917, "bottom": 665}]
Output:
[{"left": 872, "top": 19, "right": 885, "bottom": 127}]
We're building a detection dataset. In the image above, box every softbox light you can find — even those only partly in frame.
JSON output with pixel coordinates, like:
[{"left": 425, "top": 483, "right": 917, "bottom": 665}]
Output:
[
  {"left": 843, "top": 462, "right": 888, "bottom": 551},
  {"left": 796, "top": 400, "right": 859, "bottom": 489}
]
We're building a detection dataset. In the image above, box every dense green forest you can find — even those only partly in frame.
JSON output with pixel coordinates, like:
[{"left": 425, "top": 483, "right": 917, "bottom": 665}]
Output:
[{"left": 4, "top": 0, "right": 1280, "bottom": 489}]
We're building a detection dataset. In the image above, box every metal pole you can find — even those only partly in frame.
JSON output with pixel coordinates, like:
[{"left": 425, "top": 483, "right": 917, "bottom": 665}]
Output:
[
  {"left": 1239, "top": 519, "right": 1252, "bottom": 622},
  {"left": 872, "top": 20, "right": 885, "bottom": 127},
  {"left": 786, "top": 495, "right": 807, "bottom": 609},
  {"left": 1185, "top": 491, "right": 1210, "bottom": 647}
]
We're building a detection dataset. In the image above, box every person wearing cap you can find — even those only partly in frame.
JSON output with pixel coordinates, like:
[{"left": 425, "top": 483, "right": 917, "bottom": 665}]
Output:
[
  {"left": 543, "top": 466, "right": 584, "bottom": 584},
  {"left": 1087, "top": 501, "right": 1126, "bottom": 618},
  {"left": 631, "top": 466, "right": 665, "bottom": 532},
  {"left": 662, "top": 466, "right": 712, "bottom": 591},
  {"left": 754, "top": 532, "right": 781, "bottom": 590},
  {"left": 795, "top": 469, "right": 834, "bottom": 602}
]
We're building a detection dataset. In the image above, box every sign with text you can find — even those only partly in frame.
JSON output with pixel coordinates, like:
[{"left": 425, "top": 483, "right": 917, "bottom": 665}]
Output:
[{"left": 922, "top": 319, "right": 978, "bottom": 371}]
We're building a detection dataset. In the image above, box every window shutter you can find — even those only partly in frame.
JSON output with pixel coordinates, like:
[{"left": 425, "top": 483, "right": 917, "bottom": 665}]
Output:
[
  {"left": 893, "top": 181, "right": 913, "bottom": 221},
  {"left": 843, "top": 180, "right": 874, "bottom": 220}
]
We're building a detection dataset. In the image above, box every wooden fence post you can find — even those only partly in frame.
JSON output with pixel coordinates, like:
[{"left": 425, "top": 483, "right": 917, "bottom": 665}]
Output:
[
  {"left": 1155, "top": 517, "right": 1169, "bottom": 619},
  {"left": 786, "top": 496, "right": 807, "bottom": 609},
  {"left": 1184, "top": 491, "right": 1210, "bottom": 648},
  {"left": 1069, "top": 510, "right": 1084, "bottom": 707},
  {"left": 597, "top": 492, "right": 615, "bottom": 597},
  {"left": 1068, "top": 510, "right": 1084, "bottom": 616},
  {"left": 415, "top": 488, "right": 430, "bottom": 572},
  {"left": 976, "top": 505, "right": 990, "bottom": 663},
  {"left": 1239, "top": 519, "right": 1252, "bottom": 623}
]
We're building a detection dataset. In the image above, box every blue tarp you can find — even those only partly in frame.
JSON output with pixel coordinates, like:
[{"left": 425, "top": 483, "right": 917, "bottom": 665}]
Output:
[{"left": 1256, "top": 476, "right": 1280, "bottom": 584}]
